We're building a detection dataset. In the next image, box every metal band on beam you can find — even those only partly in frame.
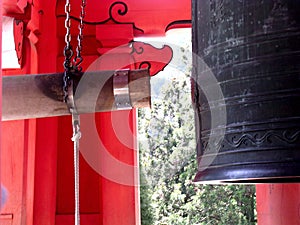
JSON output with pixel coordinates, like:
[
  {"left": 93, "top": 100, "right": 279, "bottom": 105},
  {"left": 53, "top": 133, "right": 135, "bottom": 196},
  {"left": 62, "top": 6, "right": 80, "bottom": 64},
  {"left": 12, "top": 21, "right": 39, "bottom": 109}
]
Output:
[{"left": 113, "top": 69, "right": 132, "bottom": 110}]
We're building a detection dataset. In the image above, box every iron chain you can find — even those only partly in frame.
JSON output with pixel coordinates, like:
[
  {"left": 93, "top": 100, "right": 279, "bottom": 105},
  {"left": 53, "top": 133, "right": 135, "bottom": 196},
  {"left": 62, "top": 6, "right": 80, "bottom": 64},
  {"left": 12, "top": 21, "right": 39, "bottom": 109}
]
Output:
[
  {"left": 64, "top": 0, "right": 72, "bottom": 51},
  {"left": 63, "top": 0, "right": 73, "bottom": 102},
  {"left": 63, "top": 1, "right": 87, "bottom": 225},
  {"left": 74, "top": 0, "right": 86, "bottom": 71},
  {"left": 63, "top": 0, "right": 86, "bottom": 102}
]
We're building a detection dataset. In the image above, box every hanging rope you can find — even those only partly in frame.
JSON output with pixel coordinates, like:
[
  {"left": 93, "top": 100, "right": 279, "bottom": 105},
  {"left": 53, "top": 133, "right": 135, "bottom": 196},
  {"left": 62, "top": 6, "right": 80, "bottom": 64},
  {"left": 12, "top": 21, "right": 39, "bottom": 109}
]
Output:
[
  {"left": 72, "top": 111, "right": 81, "bottom": 225},
  {"left": 67, "top": 80, "right": 81, "bottom": 225},
  {"left": 63, "top": 1, "right": 87, "bottom": 225}
]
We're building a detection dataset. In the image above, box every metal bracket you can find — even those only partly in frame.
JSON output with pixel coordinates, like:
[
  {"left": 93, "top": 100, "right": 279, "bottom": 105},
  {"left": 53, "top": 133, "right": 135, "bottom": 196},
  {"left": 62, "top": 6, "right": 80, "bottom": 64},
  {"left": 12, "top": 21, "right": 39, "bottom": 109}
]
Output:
[{"left": 113, "top": 69, "right": 132, "bottom": 110}]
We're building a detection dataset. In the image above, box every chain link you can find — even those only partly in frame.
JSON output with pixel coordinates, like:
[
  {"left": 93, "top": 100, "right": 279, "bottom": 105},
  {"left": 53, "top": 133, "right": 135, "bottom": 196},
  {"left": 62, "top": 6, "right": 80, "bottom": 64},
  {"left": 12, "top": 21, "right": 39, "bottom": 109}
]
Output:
[
  {"left": 74, "top": 0, "right": 86, "bottom": 71},
  {"left": 64, "top": 0, "right": 72, "bottom": 51}
]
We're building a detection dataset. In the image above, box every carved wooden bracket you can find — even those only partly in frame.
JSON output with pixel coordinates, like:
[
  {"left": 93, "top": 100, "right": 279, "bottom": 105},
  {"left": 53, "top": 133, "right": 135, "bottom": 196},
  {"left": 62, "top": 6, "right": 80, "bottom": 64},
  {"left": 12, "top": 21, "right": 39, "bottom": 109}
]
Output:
[
  {"left": 56, "top": 0, "right": 191, "bottom": 36},
  {"left": 54, "top": 0, "right": 188, "bottom": 75},
  {"left": 94, "top": 41, "right": 173, "bottom": 76},
  {"left": 130, "top": 41, "right": 173, "bottom": 76},
  {"left": 14, "top": 19, "right": 24, "bottom": 66},
  {"left": 2, "top": 1, "right": 41, "bottom": 71}
]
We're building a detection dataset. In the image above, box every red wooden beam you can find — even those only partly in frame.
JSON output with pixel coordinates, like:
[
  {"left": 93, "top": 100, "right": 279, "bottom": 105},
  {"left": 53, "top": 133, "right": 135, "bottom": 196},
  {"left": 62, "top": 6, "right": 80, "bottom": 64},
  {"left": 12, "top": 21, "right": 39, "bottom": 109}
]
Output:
[{"left": 55, "top": 0, "right": 191, "bottom": 36}]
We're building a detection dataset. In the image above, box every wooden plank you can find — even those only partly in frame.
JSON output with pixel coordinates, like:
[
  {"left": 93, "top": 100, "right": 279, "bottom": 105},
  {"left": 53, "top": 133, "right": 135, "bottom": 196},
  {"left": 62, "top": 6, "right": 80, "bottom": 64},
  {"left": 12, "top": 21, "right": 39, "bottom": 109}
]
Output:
[{"left": 2, "top": 69, "right": 151, "bottom": 121}]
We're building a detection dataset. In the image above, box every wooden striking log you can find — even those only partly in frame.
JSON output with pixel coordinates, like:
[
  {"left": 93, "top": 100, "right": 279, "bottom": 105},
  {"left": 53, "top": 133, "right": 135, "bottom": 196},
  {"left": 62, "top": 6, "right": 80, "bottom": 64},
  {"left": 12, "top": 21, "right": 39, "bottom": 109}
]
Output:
[{"left": 2, "top": 69, "right": 151, "bottom": 121}]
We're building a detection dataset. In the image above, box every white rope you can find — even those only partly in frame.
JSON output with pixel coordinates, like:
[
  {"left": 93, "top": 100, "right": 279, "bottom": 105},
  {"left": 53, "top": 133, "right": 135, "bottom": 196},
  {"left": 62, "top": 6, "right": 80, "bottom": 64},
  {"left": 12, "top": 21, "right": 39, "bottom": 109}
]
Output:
[{"left": 71, "top": 113, "right": 81, "bottom": 225}]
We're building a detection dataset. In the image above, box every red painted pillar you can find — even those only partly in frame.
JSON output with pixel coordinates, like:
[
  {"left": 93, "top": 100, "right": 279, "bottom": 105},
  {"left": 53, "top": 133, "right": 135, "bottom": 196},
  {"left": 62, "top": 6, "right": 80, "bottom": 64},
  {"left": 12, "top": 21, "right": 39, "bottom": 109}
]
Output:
[
  {"left": 256, "top": 184, "right": 300, "bottom": 225},
  {"left": 1, "top": 1, "right": 59, "bottom": 225},
  {"left": 0, "top": 0, "right": 2, "bottom": 211},
  {"left": 1, "top": 3, "right": 39, "bottom": 225},
  {"left": 25, "top": 1, "right": 59, "bottom": 225},
  {"left": 90, "top": 51, "right": 140, "bottom": 225}
]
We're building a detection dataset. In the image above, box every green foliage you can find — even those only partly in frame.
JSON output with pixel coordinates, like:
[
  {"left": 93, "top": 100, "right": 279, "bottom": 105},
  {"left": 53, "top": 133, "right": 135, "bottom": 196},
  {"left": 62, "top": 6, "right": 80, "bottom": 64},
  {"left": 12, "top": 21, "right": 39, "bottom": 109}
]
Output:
[
  {"left": 138, "top": 76, "right": 256, "bottom": 225},
  {"left": 140, "top": 169, "right": 155, "bottom": 225}
]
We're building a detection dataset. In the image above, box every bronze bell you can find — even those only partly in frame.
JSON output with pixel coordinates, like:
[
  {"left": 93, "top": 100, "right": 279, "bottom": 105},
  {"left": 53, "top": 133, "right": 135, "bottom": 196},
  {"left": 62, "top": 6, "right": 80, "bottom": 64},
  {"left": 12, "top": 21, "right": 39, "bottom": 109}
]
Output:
[{"left": 192, "top": 0, "right": 300, "bottom": 183}]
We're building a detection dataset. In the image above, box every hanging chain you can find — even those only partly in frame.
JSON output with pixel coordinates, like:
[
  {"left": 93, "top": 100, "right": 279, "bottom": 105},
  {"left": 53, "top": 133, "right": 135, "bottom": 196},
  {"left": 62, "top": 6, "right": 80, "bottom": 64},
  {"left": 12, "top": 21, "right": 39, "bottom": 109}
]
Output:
[
  {"left": 74, "top": 0, "right": 86, "bottom": 71},
  {"left": 63, "top": 1, "right": 86, "bottom": 225},
  {"left": 63, "top": 0, "right": 86, "bottom": 101},
  {"left": 63, "top": 0, "right": 73, "bottom": 103}
]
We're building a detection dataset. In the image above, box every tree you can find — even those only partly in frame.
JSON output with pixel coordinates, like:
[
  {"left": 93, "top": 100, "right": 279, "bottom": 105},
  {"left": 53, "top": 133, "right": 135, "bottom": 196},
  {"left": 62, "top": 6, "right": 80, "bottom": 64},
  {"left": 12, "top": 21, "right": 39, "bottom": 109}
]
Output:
[{"left": 138, "top": 76, "right": 256, "bottom": 225}]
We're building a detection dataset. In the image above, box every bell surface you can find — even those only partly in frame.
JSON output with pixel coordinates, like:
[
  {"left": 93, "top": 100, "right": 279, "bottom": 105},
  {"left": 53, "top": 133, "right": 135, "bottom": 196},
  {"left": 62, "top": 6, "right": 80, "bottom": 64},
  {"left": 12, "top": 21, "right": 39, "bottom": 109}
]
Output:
[{"left": 192, "top": 0, "right": 300, "bottom": 183}]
